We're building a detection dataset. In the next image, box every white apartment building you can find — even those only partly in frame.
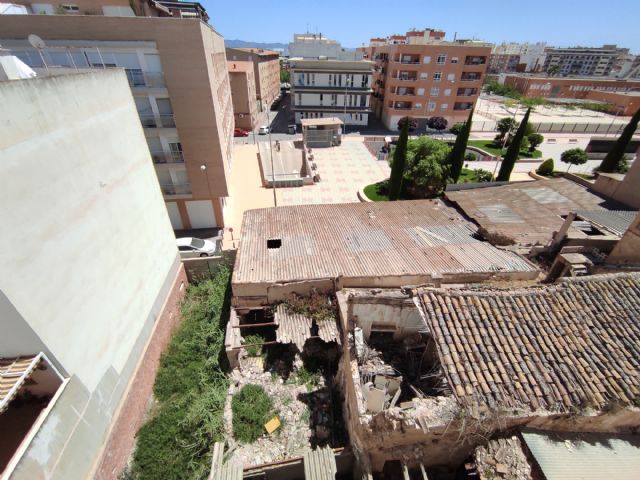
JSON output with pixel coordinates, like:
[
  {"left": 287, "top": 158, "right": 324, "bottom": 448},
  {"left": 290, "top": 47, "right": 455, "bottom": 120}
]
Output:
[{"left": 288, "top": 32, "right": 361, "bottom": 61}]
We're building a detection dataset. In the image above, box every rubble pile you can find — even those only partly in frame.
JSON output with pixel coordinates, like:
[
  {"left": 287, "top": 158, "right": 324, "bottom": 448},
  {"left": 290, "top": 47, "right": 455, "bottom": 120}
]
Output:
[{"left": 474, "top": 435, "right": 532, "bottom": 480}]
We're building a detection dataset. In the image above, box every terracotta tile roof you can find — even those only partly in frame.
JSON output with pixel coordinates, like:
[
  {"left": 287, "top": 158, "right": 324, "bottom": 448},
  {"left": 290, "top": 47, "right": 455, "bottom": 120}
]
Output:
[
  {"left": 445, "top": 178, "right": 631, "bottom": 248},
  {"left": 0, "top": 354, "right": 41, "bottom": 412},
  {"left": 418, "top": 273, "right": 640, "bottom": 414}
]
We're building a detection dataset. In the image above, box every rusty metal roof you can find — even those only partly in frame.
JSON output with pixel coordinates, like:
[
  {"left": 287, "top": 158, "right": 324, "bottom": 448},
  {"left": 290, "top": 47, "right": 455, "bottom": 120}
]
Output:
[
  {"left": 0, "top": 354, "right": 41, "bottom": 413},
  {"left": 445, "top": 178, "right": 632, "bottom": 248},
  {"left": 576, "top": 209, "right": 637, "bottom": 236},
  {"left": 233, "top": 201, "right": 537, "bottom": 286},
  {"left": 303, "top": 446, "right": 337, "bottom": 480},
  {"left": 418, "top": 272, "right": 640, "bottom": 415},
  {"left": 275, "top": 304, "right": 341, "bottom": 350}
]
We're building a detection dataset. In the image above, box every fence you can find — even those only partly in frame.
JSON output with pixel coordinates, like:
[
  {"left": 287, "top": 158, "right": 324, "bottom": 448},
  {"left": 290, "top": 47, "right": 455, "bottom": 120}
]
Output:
[{"left": 470, "top": 120, "right": 625, "bottom": 135}]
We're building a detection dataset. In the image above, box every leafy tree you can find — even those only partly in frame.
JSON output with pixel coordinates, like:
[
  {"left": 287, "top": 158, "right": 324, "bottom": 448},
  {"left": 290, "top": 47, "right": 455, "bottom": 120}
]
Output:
[
  {"left": 388, "top": 119, "right": 409, "bottom": 200},
  {"left": 397, "top": 116, "right": 418, "bottom": 132},
  {"left": 449, "top": 122, "right": 465, "bottom": 135},
  {"left": 598, "top": 107, "right": 640, "bottom": 173},
  {"left": 561, "top": 148, "right": 588, "bottom": 172},
  {"left": 528, "top": 133, "right": 544, "bottom": 152},
  {"left": 280, "top": 69, "right": 290, "bottom": 83},
  {"left": 497, "top": 107, "right": 531, "bottom": 181},
  {"left": 427, "top": 116, "right": 448, "bottom": 131},
  {"left": 447, "top": 107, "right": 474, "bottom": 183},
  {"left": 473, "top": 169, "right": 493, "bottom": 182},
  {"left": 536, "top": 158, "right": 555, "bottom": 176},
  {"left": 403, "top": 136, "right": 451, "bottom": 198},
  {"left": 484, "top": 80, "right": 521, "bottom": 99},
  {"left": 523, "top": 122, "right": 536, "bottom": 137},
  {"left": 547, "top": 65, "right": 561, "bottom": 77},
  {"left": 496, "top": 117, "right": 517, "bottom": 142}
]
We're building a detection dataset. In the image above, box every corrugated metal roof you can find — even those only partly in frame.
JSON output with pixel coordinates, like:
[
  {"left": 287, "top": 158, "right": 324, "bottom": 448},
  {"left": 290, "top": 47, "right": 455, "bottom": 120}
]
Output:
[
  {"left": 446, "top": 178, "right": 634, "bottom": 248},
  {"left": 275, "top": 304, "right": 341, "bottom": 350},
  {"left": 233, "top": 200, "right": 537, "bottom": 286},
  {"left": 0, "top": 354, "right": 41, "bottom": 413},
  {"left": 576, "top": 209, "right": 638, "bottom": 237},
  {"left": 303, "top": 446, "right": 337, "bottom": 480},
  {"left": 521, "top": 429, "right": 640, "bottom": 480}
]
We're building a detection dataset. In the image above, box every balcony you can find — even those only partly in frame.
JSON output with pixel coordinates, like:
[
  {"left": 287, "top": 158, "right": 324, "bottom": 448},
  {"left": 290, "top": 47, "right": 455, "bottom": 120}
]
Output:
[
  {"left": 453, "top": 102, "right": 473, "bottom": 111},
  {"left": 126, "top": 69, "right": 166, "bottom": 88},
  {"left": 150, "top": 151, "right": 184, "bottom": 164},
  {"left": 393, "top": 88, "right": 416, "bottom": 96},
  {"left": 160, "top": 183, "right": 192, "bottom": 195},
  {"left": 393, "top": 74, "right": 418, "bottom": 81},
  {"left": 139, "top": 114, "right": 176, "bottom": 128},
  {"left": 456, "top": 88, "right": 478, "bottom": 97},
  {"left": 464, "top": 56, "right": 487, "bottom": 65},
  {"left": 390, "top": 102, "right": 412, "bottom": 110},
  {"left": 460, "top": 73, "right": 482, "bottom": 82}
]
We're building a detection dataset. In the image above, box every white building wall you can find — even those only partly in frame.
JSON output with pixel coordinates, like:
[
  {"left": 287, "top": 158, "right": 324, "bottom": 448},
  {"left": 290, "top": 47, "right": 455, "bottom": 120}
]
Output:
[{"left": 0, "top": 70, "right": 181, "bottom": 479}]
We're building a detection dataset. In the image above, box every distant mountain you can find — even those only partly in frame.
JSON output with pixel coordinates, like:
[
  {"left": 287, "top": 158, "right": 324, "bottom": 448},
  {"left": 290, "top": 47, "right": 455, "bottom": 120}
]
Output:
[{"left": 225, "top": 39, "right": 288, "bottom": 54}]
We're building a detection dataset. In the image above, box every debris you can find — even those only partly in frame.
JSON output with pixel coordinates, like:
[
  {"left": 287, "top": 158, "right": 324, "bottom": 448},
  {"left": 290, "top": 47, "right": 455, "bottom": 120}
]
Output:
[{"left": 264, "top": 416, "right": 281, "bottom": 434}]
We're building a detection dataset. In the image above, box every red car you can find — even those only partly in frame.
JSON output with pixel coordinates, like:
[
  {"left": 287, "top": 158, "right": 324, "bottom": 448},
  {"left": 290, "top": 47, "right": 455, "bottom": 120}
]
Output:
[{"left": 234, "top": 128, "right": 249, "bottom": 137}]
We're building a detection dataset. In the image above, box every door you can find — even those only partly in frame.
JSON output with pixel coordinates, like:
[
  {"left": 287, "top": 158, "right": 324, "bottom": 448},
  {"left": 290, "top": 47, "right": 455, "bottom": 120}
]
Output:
[
  {"left": 165, "top": 202, "right": 183, "bottom": 229},
  {"left": 186, "top": 200, "right": 217, "bottom": 228}
]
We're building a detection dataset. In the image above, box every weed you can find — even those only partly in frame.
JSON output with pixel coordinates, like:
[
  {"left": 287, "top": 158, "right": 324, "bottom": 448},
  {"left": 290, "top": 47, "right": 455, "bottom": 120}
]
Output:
[
  {"left": 295, "top": 366, "right": 321, "bottom": 391},
  {"left": 281, "top": 290, "right": 337, "bottom": 323},
  {"left": 232, "top": 384, "right": 275, "bottom": 443},
  {"left": 243, "top": 333, "right": 265, "bottom": 357}
]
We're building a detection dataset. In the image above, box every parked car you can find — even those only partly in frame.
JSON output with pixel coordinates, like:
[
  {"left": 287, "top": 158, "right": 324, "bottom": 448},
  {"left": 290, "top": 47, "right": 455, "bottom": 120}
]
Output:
[
  {"left": 234, "top": 127, "right": 249, "bottom": 137},
  {"left": 176, "top": 237, "right": 219, "bottom": 258},
  {"left": 258, "top": 125, "right": 270, "bottom": 135}
]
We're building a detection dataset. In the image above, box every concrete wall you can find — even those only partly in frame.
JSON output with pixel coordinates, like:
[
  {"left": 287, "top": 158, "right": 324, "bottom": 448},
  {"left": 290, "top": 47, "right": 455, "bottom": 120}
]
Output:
[
  {"left": 608, "top": 213, "right": 640, "bottom": 264},
  {"left": 593, "top": 155, "right": 640, "bottom": 209},
  {"left": 0, "top": 70, "right": 182, "bottom": 479}
]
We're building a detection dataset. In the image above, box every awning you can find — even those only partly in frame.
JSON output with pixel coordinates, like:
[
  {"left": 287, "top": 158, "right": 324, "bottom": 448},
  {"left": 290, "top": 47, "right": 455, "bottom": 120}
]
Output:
[
  {"left": 0, "top": 353, "right": 42, "bottom": 413},
  {"left": 275, "top": 304, "right": 341, "bottom": 351}
]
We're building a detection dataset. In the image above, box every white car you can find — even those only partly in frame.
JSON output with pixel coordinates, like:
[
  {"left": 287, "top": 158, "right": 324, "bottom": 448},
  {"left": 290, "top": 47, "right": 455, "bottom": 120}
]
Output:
[
  {"left": 258, "top": 125, "right": 270, "bottom": 135},
  {"left": 176, "top": 237, "right": 219, "bottom": 258}
]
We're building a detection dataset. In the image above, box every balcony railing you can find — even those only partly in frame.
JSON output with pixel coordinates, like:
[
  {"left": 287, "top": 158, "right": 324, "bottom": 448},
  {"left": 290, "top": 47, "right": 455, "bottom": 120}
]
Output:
[
  {"left": 160, "top": 183, "right": 192, "bottom": 195},
  {"left": 139, "top": 114, "right": 176, "bottom": 128},
  {"left": 126, "top": 69, "right": 166, "bottom": 88},
  {"left": 465, "top": 57, "right": 487, "bottom": 65},
  {"left": 460, "top": 75, "right": 482, "bottom": 82},
  {"left": 150, "top": 151, "right": 184, "bottom": 164},
  {"left": 394, "top": 91, "right": 415, "bottom": 96},
  {"left": 393, "top": 76, "right": 417, "bottom": 81}
]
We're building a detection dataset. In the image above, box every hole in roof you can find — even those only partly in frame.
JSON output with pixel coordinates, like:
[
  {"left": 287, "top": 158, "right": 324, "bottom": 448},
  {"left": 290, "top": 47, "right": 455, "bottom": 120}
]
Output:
[{"left": 267, "top": 238, "right": 282, "bottom": 249}]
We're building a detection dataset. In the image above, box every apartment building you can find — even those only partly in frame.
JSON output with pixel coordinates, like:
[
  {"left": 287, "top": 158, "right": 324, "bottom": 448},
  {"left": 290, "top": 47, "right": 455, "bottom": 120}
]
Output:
[
  {"left": 0, "top": 70, "right": 186, "bottom": 480},
  {"left": 360, "top": 29, "right": 491, "bottom": 131},
  {"left": 543, "top": 44, "right": 630, "bottom": 77},
  {"left": 503, "top": 74, "right": 640, "bottom": 99},
  {"left": 0, "top": 8, "right": 234, "bottom": 230},
  {"left": 226, "top": 47, "right": 280, "bottom": 111},
  {"left": 228, "top": 60, "right": 258, "bottom": 130},
  {"left": 488, "top": 42, "right": 546, "bottom": 73}
]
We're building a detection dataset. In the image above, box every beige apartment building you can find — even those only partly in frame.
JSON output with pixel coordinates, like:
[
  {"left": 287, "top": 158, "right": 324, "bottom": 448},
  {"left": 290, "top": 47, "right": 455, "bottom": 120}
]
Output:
[
  {"left": 226, "top": 47, "right": 280, "bottom": 111},
  {"left": 228, "top": 60, "right": 258, "bottom": 130},
  {"left": 360, "top": 29, "right": 490, "bottom": 131},
  {"left": 0, "top": 6, "right": 233, "bottom": 229}
]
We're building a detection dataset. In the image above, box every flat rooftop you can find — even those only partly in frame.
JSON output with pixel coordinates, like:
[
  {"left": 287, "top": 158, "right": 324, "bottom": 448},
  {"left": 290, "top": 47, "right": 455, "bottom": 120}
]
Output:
[
  {"left": 232, "top": 200, "right": 538, "bottom": 297},
  {"left": 445, "top": 178, "right": 633, "bottom": 248},
  {"left": 301, "top": 117, "right": 344, "bottom": 127}
]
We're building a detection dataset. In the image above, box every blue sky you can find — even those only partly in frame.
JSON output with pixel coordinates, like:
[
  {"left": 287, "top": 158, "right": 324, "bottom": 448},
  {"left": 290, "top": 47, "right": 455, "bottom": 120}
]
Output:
[{"left": 204, "top": 0, "right": 639, "bottom": 53}]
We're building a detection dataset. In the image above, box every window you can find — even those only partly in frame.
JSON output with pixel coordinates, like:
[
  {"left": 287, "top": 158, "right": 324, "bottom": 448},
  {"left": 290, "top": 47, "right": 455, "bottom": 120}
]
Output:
[
  {"left": 441, "top": 103, "right": 449, "bottom": 110},
  {"left": 319, "top": 93, "right": 323, "bottom": 105},
  {"left": 447, "top": 73, "right": 455, "bottom": 81},
  {"left": 451, "top": 57, "right": 459, "bottom": 64},
  {"left": 414, "top": 103, "right": 422, "bottom": 109},
  {"left": 433, "top": 72, "right": 442, "bottom": 81},
  {"left": 360, "top": 95, "right": 367, "bottom": 107},
  {"left": 423, "top": 56, "right": 431, "bottom": 64},
  {"left": 267, "top": 239, "right": 282, "bottom": 249},
  {"left": 430, "top": 87, "right": 440, "bottom": 96},
  {"left": 428, "top": 101, "right": 436, "bottom": 112},
  {"left": 437, "top": 54, "right": 447, "bottom": 64},
  {"left": 331, "top": 93, "right": 337, "bottom": 106},
  {"left": 297, "top": 93, "right": 302, "bottom": 105},
  {"left": 417, "top": 88, "right": 425, "bottom": 95},
  {"left": 444, "top": 88, "right": 451, "bottom": 96},
  {"left": 62, "top": 4, "right": 79, "bottom": 12},
  {"left": 178, "top": 246, "right": 192, "bottom": 252},
  {"left": 419, "top": 72, "right": 428, "bottom": 80},
  {"left": 361, "top": 75, "right": 369, "bottom": 87}
]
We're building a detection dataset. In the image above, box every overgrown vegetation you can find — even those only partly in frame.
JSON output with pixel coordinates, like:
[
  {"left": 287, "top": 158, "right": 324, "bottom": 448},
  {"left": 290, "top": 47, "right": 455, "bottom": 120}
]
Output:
[
  {"left": 295, "top": 366, "right": 322, "bottom": 391},
  {"left": 128, "top": 266, "right": 231, "bottom": 480},
  {"left": 458, "top": 167, "right": 493, "bottom": 183},
  {"left": 231, "top": 384, "right": 275, "bottom": 443},
  {"left": 282, "top": 289, "right": 337, "bottom": 323},
  {"left": 484, "top": 80, "right": 521, "bottom": 99},
  {"left": 243, "top": 333, "right": 266, "bottom": 357}
]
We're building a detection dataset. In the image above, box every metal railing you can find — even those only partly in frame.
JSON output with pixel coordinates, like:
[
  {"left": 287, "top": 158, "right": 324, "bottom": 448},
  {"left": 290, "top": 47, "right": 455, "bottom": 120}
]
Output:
[
  {"left": 150, "top": 151, "right": 184, "bottom": 164},
  {"left": 126, "top": 69, "right": 166, "bottom": 88},
  {"left": 139, "top": 114, "right": 176, "bottom": 128},
  {"left": 461, "top": 76, "right": 482, "bottom": 82},
  {"left": 160, "top": 183, "right": 192, "bottom": 195}
]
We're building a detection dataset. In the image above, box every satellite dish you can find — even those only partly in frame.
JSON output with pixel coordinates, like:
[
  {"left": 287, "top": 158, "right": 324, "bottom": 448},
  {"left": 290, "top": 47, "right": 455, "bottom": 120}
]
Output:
[{"left": 28, "top": 34, "right": 46, "bottom": 49}]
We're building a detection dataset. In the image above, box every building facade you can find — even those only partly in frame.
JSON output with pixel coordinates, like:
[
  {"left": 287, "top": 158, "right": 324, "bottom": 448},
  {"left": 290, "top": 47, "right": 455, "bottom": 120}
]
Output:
[
  {"left": 0, "top": 12, "right": 234, "bottom": 230},
  {"left": 228, "top": 60, "right": 258, "bottom": 130},
  {"left": 488, "top": 42, "right": 546, "bottom": 73},
  {"left": 0, "top": 70, "right": 186, "bottom": 480},
  {"left": 290, "top": 59, "right": 373, "bottom": 125},
  {"left": 360, "top": 29, "right": 490, "bottom": 131},
  {"left": 226, "top": 47, "right": 280, "bottom": 111},
  {"left": 542, "top": 44, "right": 630, "bottom": 77},
  {"left": 503, "top": 74, "right": 640, "bottom": 99}
]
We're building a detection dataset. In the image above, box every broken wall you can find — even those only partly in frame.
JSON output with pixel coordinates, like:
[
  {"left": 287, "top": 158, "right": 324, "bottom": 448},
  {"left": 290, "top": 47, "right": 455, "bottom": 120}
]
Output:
[{"left": 350, "top": 294, "right": 425, "bottom": 341}]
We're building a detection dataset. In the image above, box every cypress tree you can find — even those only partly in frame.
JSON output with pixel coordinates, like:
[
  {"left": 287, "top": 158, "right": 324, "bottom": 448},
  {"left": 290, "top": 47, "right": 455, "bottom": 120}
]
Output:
[
  {"left": 388, "top": 119, "right": 409, "bottom": 200},
  {"left": 497, "top": 107, "right": 531, "bottom": 182},
  {"left": 448, "top": 107, "right": 474, "bottom": 183},
  {"left": 598, "top": 107, "right": 640, "bottom": 173}
]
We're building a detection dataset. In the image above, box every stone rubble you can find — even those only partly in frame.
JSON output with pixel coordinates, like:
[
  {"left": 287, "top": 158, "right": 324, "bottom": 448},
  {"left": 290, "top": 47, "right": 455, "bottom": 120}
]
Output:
[{"left": 474, "top": 435, "right": 532, "bottom": 480}]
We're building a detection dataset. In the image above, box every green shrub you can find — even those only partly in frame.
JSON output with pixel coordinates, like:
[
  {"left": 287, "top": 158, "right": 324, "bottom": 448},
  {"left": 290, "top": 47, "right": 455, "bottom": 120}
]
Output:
[
  {"left": 464, "top": 152, "right": 476, "bottom": 162},
  {"left": 243, "top": 333, "right": 265, "bottom": 357},
  {"left": 232, "top": 384, "right": 274, "bottom": 443},
  {"left": 536, "top": 158, "right": 554, "bottom": 176},
  {"left": 295, "top": 366, "right": 321, "bottom": 391}
]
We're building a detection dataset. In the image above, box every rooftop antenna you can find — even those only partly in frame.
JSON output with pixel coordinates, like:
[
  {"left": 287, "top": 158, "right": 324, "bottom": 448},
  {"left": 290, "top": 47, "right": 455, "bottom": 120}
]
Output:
[{"left": 28, "top": 34, "right": 49, "bottom": 71}]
